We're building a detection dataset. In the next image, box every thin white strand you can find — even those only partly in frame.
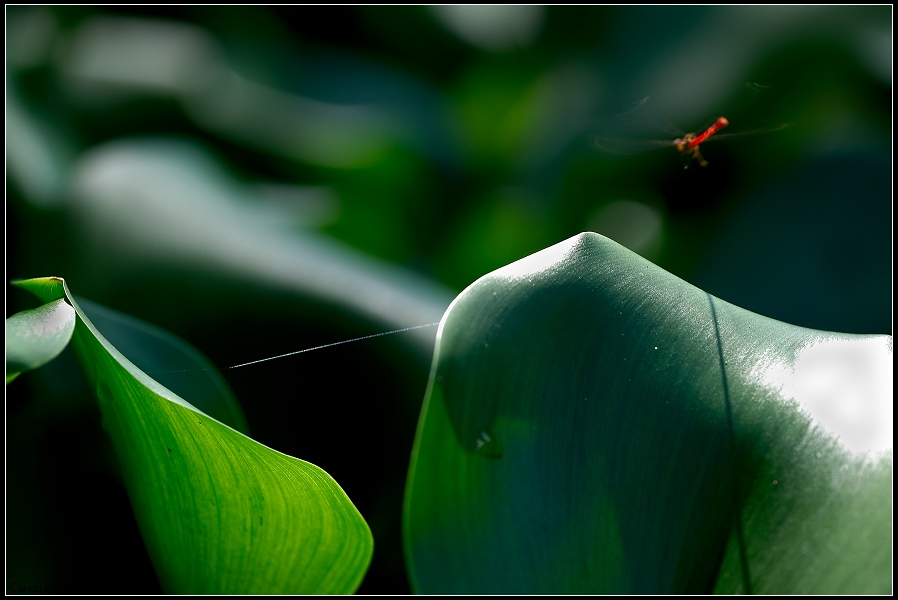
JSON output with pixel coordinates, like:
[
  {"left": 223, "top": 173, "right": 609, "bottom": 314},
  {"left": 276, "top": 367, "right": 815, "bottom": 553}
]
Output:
[{"left": 142, "top": 322, "right": 439, "bottom": 375}]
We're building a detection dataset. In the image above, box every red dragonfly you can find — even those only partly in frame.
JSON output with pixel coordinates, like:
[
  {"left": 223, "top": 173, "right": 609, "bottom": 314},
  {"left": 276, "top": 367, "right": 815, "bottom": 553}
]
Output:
[{"left": 593, "top": 97, "right": 791, "bottom": 168}]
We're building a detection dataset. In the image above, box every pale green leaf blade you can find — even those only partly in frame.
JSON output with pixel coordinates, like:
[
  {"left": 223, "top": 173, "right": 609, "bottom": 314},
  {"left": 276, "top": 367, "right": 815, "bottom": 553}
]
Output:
[{"left": 6, "top": 288, "right": 75, "bottom": 383}]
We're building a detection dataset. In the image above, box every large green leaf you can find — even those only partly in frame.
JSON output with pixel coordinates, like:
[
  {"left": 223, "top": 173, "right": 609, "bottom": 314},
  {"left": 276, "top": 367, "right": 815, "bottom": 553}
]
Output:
[
  {"left": 12, "top": 276, "right": 373, "bottom": 594},
  {"left": 6, "top": 290, "right": 75, "bottom": 383},
  {"left": 404, "top": 233, "right": 891, "bottom": 594}
]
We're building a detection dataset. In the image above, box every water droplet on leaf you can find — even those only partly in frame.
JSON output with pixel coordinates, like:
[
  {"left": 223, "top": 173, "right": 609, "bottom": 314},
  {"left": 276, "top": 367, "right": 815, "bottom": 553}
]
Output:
[{"left": 475, "top": 427, "right": 503, "bottom": 459}]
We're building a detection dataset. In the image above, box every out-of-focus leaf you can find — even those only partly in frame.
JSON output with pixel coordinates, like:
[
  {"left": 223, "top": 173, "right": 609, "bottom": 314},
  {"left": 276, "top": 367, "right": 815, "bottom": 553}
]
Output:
[
  {"left": 6, "top": 81, "right": 73, "bottom": 207},
  {"left": 6, "top": 289, "right": 75, "bottom": 383},
  {"left": 429, "top": 6, "right": 545, "bottom": 52},
  {"left": 61, "top": 16, "right": 397, "bottom": 168},
  {"left": 67, "top": 138, "right": 452, "bottom": 354},
  {"left": 12, "top": 276, "right": 373, "bottom": 594},
  {"left": 405, "top": 233, "right": 891, "bottom": 594}
]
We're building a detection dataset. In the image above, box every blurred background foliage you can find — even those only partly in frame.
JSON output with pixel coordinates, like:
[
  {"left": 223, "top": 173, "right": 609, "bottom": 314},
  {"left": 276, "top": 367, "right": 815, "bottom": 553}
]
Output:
[{"left": 6, "top": 6, "right": 891, "bottom": 594}]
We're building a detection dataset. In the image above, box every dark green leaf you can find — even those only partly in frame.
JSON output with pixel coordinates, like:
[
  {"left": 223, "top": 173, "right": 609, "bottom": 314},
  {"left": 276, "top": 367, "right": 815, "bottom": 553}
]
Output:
[{"left": 405, "top": 233, "right": 891, "bottom": 594}]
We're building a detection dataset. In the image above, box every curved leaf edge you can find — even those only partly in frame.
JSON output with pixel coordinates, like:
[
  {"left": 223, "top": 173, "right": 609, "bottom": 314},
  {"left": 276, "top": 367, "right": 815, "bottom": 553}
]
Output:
[
  {"left": 12, "top": 276, "right": 375, "bottom": 594},
  {"left": 403, "top": 233, "right": 892, "bottom": 595},
  {"left": 6, "top": 283, "right": 76, "bottom": 382}
]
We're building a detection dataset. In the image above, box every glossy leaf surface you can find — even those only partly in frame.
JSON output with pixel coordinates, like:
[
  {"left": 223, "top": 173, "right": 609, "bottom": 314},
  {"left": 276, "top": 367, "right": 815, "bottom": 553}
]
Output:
[
  {"left": 13, "top": 277, "right": 373, "bottom": 594},
  {"left": 6, "top": 290, "right": 76, "bottom": 383},
  {"left": 405, "top": 233, "right": 891, "bottom": 594}
]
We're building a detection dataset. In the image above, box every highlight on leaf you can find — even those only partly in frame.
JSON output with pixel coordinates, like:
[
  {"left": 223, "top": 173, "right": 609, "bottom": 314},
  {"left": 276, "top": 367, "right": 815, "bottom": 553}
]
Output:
[
  {"left": 6, "top": 284, "right": 76, "bottom": 383},
  {"left": 404, "top": 233, "right": 892, "bottom": 595}
]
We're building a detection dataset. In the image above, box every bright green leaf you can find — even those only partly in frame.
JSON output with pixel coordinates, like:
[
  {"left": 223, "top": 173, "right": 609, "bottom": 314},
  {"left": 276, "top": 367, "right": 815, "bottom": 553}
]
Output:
[
  {"left": 404, "top": 233, "right": 891, "bottom": 594},
  {"left": 12, "top": 277, "right": 373, "bottom": 594},
  {"left": 73, "top": 296, "right": 251, "bottom": 435},
  {"left": 6, "top": 284, "right": 75, "bottom": 383}
]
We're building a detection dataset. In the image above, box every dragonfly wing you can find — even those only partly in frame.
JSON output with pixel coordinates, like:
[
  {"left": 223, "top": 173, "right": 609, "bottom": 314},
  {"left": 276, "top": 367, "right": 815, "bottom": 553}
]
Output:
[
  {"left": 593, "top": 135, "right": 673, "bottom": 156},
  {"left": 700, "top": 122, "right": 794, "bottom": 143},
  {"left": 593, "top": 96, "right": 686, "bottom": 155},
  {"left": 612, "top": 97, "right": 687, "bottom": 138}
]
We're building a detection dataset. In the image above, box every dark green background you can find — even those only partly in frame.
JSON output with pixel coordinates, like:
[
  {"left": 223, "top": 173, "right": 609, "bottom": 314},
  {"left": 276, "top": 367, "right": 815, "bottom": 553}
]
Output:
[{"left": 6, "top": 6, "right": 891, "bottom": 594}]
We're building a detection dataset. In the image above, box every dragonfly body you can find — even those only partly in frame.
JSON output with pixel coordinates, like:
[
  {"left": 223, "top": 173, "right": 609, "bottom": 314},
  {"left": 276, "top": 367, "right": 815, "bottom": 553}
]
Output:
[
  {"left": 673, "top": 116, "right": 730, "bottom": 167},
  {"left": 593, "top": 96, "right": 790, "bottom": 168}
]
